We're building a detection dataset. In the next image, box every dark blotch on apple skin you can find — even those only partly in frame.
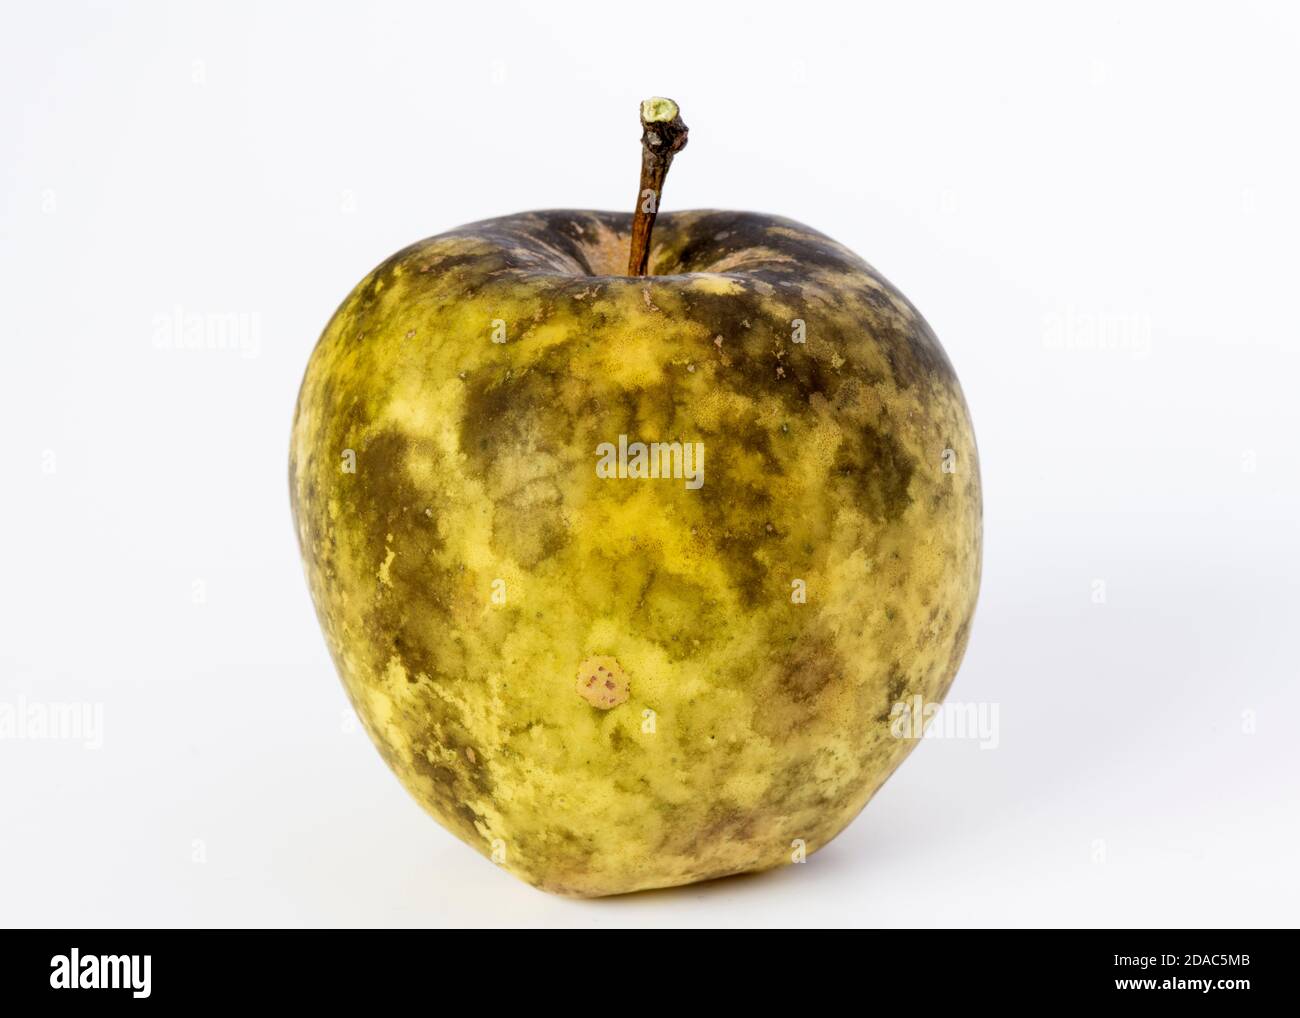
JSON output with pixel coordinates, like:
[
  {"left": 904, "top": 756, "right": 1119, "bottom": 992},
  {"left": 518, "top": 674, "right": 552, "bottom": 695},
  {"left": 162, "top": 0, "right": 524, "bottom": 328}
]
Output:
[
  {"left": 660, "top": 210, "right": 854, "bottom": 276},
  {"left": 437, "top": 206, "right": 956, "bottom": 405},
  {"left": 339, "top": 430, "right": 497, "bottom": 834},
  {"left": 347, "top": 430, "right": 459, "bottom": 682},
  {"left": 356, "top": 430, "right": 446, "bottom": 542},
  {"left": 681, "top": 287, "right": 848, "bottom": 402},
  {"left": 833, "top": 424, "right": 915, "bottom": 522},
  {"left": 878, "top": 665, "right": 909, "bottom": 723},
  {"left": 777, "top": 631, "right": 844, "bottom": 705},
  {"left": 459, "top": 368, "right": 538, "bottom": 468}
]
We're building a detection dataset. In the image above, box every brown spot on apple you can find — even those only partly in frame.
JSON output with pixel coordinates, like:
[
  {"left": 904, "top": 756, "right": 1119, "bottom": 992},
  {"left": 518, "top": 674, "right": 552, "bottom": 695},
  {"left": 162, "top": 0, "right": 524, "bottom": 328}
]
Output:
[{"left": 577, "top": 656, "right": 630, "bottom": 709}]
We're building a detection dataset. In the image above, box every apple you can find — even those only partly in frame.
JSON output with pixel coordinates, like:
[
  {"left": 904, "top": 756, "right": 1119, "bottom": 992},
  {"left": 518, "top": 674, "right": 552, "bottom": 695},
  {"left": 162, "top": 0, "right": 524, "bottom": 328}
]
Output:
[{"left": 289, "top": 99, "right": 981, "bottom": 896}]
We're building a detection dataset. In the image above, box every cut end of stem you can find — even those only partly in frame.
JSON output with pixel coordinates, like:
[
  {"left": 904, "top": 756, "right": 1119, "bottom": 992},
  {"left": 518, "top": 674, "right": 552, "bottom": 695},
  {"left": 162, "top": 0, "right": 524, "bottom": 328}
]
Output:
[
  {"left": 640, "top": 97, "right": 679, "bottom": 124},
  {"left": 628, "top": 96, "right": 689, "bottom": 276}
]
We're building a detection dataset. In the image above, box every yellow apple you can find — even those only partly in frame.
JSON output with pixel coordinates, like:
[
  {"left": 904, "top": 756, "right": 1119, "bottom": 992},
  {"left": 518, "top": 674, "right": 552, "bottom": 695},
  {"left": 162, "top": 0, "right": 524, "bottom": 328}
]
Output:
[{"left": 289, "top": 101, "right": 980, "bottom": 896}]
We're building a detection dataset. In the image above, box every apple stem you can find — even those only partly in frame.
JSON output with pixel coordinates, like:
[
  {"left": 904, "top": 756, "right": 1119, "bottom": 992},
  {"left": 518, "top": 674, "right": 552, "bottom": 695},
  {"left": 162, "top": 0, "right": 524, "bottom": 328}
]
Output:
[{"left": 627, "top": 97, "right": 689, "bottom": 276}]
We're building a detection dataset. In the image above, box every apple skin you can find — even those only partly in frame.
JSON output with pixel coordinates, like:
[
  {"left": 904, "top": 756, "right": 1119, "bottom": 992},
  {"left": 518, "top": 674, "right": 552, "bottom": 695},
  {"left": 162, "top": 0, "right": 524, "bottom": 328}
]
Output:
[{"left": 289, "top": 209, "right": 981, "bottom": 896}]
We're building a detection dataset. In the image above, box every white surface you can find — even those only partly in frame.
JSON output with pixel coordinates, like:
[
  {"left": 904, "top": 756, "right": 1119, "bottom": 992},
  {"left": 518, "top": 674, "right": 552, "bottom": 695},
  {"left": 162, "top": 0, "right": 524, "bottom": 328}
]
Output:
[{"left": 2, "top": 0, "right": 1297, "bottom": 928}]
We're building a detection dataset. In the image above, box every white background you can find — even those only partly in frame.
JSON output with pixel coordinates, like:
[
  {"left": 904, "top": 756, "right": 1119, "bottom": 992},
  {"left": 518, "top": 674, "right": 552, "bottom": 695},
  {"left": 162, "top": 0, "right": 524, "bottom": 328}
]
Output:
[{"left": 2, "top": 0, "right": 1297, "bottom": 928}]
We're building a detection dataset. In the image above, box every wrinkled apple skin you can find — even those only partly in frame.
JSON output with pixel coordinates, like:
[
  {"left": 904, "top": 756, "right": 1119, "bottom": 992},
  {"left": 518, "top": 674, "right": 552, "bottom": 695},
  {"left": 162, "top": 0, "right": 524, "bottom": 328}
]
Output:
[{"left": 289, "top": 210, "right": 981, "bottom": 896}]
